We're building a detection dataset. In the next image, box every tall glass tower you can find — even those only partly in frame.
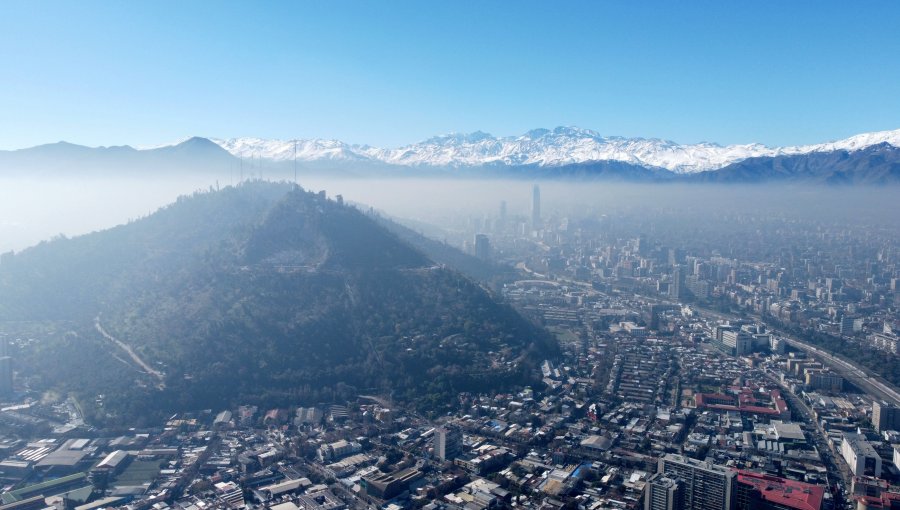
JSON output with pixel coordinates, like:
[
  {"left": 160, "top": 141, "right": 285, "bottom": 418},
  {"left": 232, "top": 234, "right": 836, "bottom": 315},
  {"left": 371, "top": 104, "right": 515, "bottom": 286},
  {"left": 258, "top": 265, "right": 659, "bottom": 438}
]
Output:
[{"left": 532, "top": 184, "right": 541, "bottom": 229}]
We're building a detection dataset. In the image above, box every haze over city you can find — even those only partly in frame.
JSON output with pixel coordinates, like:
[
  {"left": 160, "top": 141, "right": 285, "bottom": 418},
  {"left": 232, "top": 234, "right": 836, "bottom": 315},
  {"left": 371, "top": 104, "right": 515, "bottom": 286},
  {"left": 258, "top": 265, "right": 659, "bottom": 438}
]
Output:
[{"left": 0, "top": 3, "right": 898, "bottom": 510}]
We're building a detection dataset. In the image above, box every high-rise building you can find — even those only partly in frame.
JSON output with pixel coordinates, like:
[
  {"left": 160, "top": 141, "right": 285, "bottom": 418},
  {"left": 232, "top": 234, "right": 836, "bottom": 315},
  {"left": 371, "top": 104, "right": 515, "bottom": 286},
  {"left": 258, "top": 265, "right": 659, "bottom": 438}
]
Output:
[
  {"left": 636, "top": 234, "right": 649, "bottom": 256},
  {"left": 434, "top": 425, "right": 463, "bottom": 461},
  {"left": 670, "top": 266, "right": 684, "bottom": 300},
  {"left": 474, "top": 234, "right": 490, "bottom": 261},
  {"left": 721, "top": 330, "right": 753, "bottom": 356},
  {"left": 531, "top": 184, "right": 541, "bottom": 229},
  {"left": 0, "top": 356, "right": 11, "bottom": 396},
  {"left": 645, "top": 473, "right": 684, "bottom": 510},
  {"left": 840, "top": 315, "right": 856, "bottom": 336},
  {"left": 872, "top": 401, "right": 900, "bottom": 433},
  {"left": 657, "top": 454, "right": 735, "bottom": 510},
  {"left": 685, "top": 274, "right": 710, "bottom": 299},
  {"left": 841, "top": 432, "right": 882, "bottom": 478}
]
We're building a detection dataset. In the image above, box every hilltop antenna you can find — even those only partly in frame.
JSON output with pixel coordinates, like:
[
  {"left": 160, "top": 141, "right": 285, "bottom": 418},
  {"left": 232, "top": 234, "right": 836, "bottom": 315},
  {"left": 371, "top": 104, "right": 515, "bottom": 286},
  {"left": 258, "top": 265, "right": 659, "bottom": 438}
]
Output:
[{"left": 293, "top": 140, "right": 298, "bottom": 186}]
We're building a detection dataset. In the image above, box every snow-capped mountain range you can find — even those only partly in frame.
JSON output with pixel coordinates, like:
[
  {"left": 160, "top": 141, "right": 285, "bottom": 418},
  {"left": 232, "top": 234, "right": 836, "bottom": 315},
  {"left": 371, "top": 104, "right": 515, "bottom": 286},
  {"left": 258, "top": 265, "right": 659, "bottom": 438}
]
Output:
[{"left": 208, "top": 126, "right": 900, "bottom": 174}]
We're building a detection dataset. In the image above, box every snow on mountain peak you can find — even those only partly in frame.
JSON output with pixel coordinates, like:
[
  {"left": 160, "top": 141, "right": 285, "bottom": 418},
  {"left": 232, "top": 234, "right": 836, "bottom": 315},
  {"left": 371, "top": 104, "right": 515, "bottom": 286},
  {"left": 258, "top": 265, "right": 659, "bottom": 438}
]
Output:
[
  {"left": 422, "top": 131, "right": 494, "bottom": 145},
  {"left": 201, "top": 127, "right": 900, "bottom": 174}
]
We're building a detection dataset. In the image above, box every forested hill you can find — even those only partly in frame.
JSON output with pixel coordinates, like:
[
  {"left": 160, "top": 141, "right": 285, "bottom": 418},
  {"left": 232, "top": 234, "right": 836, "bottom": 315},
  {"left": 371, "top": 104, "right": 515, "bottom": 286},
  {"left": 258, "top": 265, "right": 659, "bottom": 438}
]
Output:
[{"left": 0, "top": 182, "right": 557, "bottom": 425}]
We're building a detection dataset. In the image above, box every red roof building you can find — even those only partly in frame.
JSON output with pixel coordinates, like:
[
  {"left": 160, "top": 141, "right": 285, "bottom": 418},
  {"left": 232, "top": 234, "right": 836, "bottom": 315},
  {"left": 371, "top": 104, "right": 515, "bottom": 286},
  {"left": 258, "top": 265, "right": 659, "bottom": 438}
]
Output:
[
  {"left": 695, "top": 387, "right": 790, "bottom": 419},
  {"left": 734, "top": 470, "right": 825, "bottom": 510},
  {"left": 855, "top": 492, "right": 900, "bottom": 509}
]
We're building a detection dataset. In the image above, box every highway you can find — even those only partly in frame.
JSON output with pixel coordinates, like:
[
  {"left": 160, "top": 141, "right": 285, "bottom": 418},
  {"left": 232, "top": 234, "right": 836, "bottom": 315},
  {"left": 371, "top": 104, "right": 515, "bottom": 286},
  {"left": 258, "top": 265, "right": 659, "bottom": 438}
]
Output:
[
  {"left": 778, "top": 336, "right": 900, "bottom": 407},
  {"left": 516, "top": 264, "right": 900, "bottom": 409},
  {"left": 694, "top": 306, "right": 900, "bottom": 407}
]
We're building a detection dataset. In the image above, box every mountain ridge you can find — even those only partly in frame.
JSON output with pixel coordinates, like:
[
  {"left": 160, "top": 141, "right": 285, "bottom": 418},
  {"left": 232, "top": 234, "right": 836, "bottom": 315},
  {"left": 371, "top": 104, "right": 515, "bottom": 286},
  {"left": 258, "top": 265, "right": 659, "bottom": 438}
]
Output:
[
  {"left": 2, "top": 127, "right": 900, "bottom": 183},
  {"left": 208, "top": 126, "right": 900, "bottom": 174},
  {"left": 0, "top": 136, "right": 236, "bottom": 176}
]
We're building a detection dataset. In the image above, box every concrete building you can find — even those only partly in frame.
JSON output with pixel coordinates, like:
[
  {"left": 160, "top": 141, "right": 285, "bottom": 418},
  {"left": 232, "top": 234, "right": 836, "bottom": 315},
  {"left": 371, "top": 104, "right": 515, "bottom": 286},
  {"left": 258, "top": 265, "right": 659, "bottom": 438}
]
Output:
[
  {"left": 722, "top": 330, "right": 754, "bottom": 356},
  {"left": 214, "top": 481, "right": 244, "bottom": 507},
  {"left": 361, "top": 468, "right": 422, "bottom": 500},
  {"left": 869, "top": 332, "right": 899, "bottom": 355},
  {"left": 872, "top": 401, "right": 900, "bottom": 433},
  {"left": 644, "top": 473, "right": 684, "bottom": 510},
  {"left": 531, "top": 184, "right": 541, "bottom": 229},
  {"left": 670, "top": 266, "right": 684, "bottom": 300},
  {"left": 734, "top": 470, "right": 824, "bottom": 510},
  {"left": 0, "top": 356, "right": 11, "bottom": 395},
  {"left": 685, "top": 274, "right": 710, "bottom": 299},
  {"left": 434, "top": 425, "right": 463, "bottom": 461},
  {"left": 657, "top": 454, "right": 735, "bottom": 510},
  {"left": 841, "top": 433, "right": 882, "bottom": 478},
  {"left": 840, "top": 315, "right": 856, "bottom": 336},
  {"left": 317, "top": 440, "right": 360, "bottom": 462},
  {"left": 804, "top": 370, "right": 843, "bottom": 392},
  {"left": 474, "top": 234, "right": 490, "bottom": 260}
]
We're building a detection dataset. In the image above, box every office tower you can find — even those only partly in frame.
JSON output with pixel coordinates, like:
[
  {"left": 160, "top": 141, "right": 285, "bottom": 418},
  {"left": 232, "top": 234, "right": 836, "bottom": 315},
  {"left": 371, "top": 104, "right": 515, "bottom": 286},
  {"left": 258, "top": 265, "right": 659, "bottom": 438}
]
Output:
[
  {"left": 873, "top": 401, "right": 900, "bottom": 433},
  {"left": 474, "top": 234, "right": 490, "bottom": 261},
  {"left": 670, "top": 266, "right": 684, "bottom": 300},
  {"left": 658, "top": 454, "right": 735, "bottom": 510},
  {"left": 532, "top": 184, "right": 541, "bottom": 229},
  {"left": 645, "top": 473, "right": 684, "bottom": 510},
  {"left": 0, "top": 356, "right": 11, "bottom": 396},
  {"left": 636, "top": 234, "right": 648, "bottom": 256},
  {"left": 434, "top": 425, "right": 463, "bottom": 461},
  {"left": 0, "top": 333, "right": 10, "bottom": 395},
  {"left": 499, "top": 200, "right": 507, "bottom": 223},
  {"left": 839, "top": 315, "right": 855, "bottom": 336}
]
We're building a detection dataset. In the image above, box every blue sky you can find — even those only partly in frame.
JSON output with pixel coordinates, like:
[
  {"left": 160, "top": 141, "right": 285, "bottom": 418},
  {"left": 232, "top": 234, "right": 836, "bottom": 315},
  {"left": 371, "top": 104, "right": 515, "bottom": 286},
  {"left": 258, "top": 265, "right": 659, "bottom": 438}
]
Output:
[{"left": 1, "top": 1, "right": 898, "bottom": 149}]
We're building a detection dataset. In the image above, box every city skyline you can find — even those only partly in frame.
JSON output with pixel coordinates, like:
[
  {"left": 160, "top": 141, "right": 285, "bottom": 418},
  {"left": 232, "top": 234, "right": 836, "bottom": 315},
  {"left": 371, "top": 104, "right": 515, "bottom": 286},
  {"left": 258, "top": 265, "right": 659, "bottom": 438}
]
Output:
[{"left": 1, "top": 3, "right": 899, "bottom": 509}]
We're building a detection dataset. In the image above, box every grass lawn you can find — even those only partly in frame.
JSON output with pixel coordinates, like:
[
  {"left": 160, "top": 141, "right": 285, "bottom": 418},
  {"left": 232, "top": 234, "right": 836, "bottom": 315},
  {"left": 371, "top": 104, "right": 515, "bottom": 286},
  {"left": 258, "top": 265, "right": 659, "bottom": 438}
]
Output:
[{"left": 547, "top": 326, "right": 580, "bottom": 346}]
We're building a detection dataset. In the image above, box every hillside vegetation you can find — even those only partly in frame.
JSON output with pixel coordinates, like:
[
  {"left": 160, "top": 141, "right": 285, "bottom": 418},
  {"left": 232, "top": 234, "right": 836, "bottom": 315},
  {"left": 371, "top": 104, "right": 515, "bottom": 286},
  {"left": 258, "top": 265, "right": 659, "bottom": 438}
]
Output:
[{"left": 0, "top": 182, "right": 557, "bottom": 425}]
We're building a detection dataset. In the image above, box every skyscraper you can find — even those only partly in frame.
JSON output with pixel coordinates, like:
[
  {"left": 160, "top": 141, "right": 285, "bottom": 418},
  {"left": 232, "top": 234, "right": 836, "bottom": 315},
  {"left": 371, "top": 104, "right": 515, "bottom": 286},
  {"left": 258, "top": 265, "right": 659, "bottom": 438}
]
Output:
[
  {"left": 531, "top": 184, "right": 541, "bottom": 229},
  {"left": 0, "top": 336, "right": 10, "bottom": 396},
  {"left": 474, "top": 234, "right": 490, "bottom": 261},
  {"left": 434, "top": 425, "right": 463, "bottom": 461},
  {"left": 658, "top": 454, "right": 735, "bottom": 510},
  {"left": 0, "top": 356, "right": 12, "bottom": 396},
  {"left": 670, "top": 266, "right": 684, "bottom": 300}
]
